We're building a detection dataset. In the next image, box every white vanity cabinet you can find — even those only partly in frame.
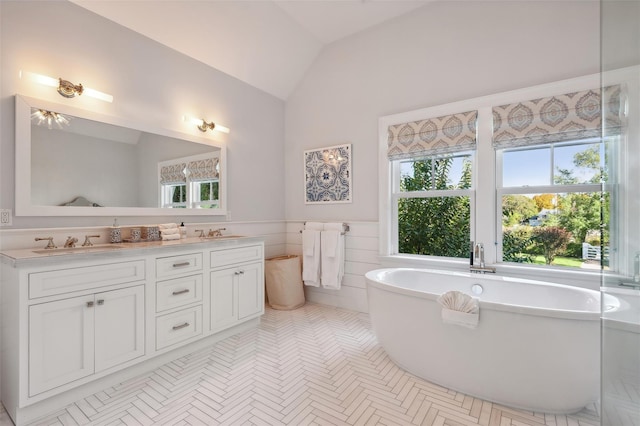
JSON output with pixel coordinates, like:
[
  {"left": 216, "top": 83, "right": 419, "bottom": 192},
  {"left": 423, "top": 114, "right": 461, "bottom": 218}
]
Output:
[
  {"left": 210, "top": 244, "right": 264, "bottom": 332},
  {"left": 19, "top": 260, "right": 147, "bottom": 399},
  {"left": 29, "top": 285, "right": 145, "bottom": 396},
  {"left": 1, "top": 237, "right": 265, "bottom": 426}
]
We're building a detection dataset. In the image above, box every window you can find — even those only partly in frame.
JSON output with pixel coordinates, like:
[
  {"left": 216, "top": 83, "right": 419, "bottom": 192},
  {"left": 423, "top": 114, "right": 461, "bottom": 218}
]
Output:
[
  {"left": 386, "top": 110, "right": 477, "bottom": 260},
  {"left": 497, "top": 139, "right": 608, "bottom": 269},
  {"left": 393, "top": 153, "right": 473, "bottom": 258},
  {"left": 379, "top": 73, "right": 625, "bottom": 276},
  {"left": 159, "top": 153, "right": 220, "bottom": 209}
]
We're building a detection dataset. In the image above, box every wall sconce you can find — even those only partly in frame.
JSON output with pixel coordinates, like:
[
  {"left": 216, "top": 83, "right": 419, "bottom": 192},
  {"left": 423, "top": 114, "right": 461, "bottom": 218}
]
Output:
[
  {"left": 20, "top": 70, "right": 114, "bottom": 103},
  {"left": 183, "top": 115, "right": 230, "bottom": 134},
  {"left": 31, "top": 109, "right": 70, "bottom": 129}
]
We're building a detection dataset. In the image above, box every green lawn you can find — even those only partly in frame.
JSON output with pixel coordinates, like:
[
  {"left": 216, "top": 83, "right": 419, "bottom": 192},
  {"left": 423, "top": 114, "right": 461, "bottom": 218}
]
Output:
[{"left": 532, "top": 255, "right": 584, "bottom": 267}]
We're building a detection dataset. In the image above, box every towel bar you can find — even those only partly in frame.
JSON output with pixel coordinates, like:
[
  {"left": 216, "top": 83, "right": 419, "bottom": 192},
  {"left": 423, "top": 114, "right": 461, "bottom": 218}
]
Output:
[{"left": 300, "top": 222, "right": 349, "bottom": 235}]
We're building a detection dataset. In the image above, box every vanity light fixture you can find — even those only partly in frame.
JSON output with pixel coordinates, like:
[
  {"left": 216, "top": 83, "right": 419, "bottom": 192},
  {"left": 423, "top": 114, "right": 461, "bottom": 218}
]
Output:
[
  {"left": 19, "top": 70, "right": 114, "bottom": 103},
  {"left": 31, "top": 109, "right": 70, "bottom": 129},
  {"left": 183, "top": 115, "right": 230, "bottom": 134}
]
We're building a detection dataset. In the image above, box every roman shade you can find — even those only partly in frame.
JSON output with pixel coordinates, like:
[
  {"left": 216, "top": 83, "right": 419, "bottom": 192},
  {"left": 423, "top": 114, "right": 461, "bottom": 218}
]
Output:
[
  {"left": 387, "top": 110, "right": 477, "bottom": 160},
  {"left": 187, "top": 157, "right": 219, "bottom": 182},
  {"left": 159, "top": 163, "right": 186, "bottom": 185},
  {"left": 492, "top": 85, "right": 623, "bottom": 149}
]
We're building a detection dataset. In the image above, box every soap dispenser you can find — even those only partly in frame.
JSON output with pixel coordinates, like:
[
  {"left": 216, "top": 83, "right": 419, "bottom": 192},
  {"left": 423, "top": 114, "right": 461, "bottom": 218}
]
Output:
[
  {"left": 179, "top": 222, "right": 187, "bottom": 239},
  {"left": 110, "top": 218, "right": 122, "bottom": 243}
]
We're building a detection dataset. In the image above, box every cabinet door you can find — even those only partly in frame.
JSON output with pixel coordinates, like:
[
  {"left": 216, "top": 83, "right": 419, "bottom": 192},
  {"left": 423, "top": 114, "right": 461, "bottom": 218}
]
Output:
[
  {"left": 94, "top": 286, "right": 145, "bottom": 372},
  {"left": 238, "top": 262, "right": 264, "bottom": 320},
  {"left": 210, "top": 268, "right": 237, "bottom": 331},
  {"left": 29, "top": 295, "right": 95, "bottom": 396}
]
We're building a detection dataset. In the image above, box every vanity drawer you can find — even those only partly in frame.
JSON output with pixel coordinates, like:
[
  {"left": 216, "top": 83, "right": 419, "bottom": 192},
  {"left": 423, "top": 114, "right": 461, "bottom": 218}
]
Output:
[
  {"left": 210, "top": 245, "right": 263, "bottom": 269},
  {"left": 156, "top": 274, "right": 203, "bottom": 313},
  {"left": 156, "top": 253, "right": 203, "bottom": 279},
  {"left": 156, "top": 306, "right": 202, "bottom": 350},
  {"left": 29, "top": 260, "right": 146, "bottom": 299}
]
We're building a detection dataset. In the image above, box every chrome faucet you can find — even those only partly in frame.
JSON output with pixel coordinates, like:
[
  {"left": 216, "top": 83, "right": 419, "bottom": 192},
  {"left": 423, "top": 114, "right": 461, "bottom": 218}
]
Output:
[
  {"left": 470, "top": 242, "right": 496, "bottom": 274},
  {"left": 475, "top": 243, "right": 485, "bottom": 268},
  {"left": 64, "top": 236, "right": 78, "bottom": 248}
]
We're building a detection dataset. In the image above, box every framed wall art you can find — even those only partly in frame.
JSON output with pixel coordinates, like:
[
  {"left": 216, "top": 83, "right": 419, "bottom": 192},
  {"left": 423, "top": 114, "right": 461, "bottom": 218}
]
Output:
[{"left": 304, "top": 144, "right": 352, "bottom": 204}]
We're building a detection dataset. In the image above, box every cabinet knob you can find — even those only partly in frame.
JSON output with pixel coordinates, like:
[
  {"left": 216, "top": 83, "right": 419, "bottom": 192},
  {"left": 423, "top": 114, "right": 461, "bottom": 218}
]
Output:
[
  {"left": 97, "top": 299, "right": 105, "bottom": 306},
  {"left": 86, "top": 301, "right": 95, "bottom": 308}
]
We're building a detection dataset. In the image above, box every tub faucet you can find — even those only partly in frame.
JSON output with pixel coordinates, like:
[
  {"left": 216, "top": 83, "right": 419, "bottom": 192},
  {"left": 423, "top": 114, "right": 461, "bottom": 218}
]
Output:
[
  {"left": 471, "top": 242, "right": 495, "bottom": 274},
  {"left": 475, "top": 243, "right": 485, "bottom": 268}
]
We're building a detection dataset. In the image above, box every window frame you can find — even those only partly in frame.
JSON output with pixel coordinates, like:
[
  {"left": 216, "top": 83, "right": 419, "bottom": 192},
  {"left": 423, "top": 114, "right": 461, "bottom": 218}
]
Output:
[{"left": 378, "top": 70, "right": 631, "bottom": 286}]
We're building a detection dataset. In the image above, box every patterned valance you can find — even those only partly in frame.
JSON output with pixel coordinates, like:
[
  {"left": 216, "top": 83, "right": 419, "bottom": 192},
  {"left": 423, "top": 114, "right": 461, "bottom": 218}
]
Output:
[
  {"left": 387, "top": 110, "right": 477, "bottom": 160},
  {"left": 492, "top": 85, "right": 623, "bottom": 149},
  {"left": 159, "top": 163, "right": 186, "bottom": 185},
  {"left": 187, "top": 157, "right": 219, "bottom": 182}
]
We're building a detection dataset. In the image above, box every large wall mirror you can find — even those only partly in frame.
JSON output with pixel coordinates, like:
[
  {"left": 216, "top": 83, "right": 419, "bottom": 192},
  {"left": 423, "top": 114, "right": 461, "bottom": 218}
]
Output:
[{"left": 15, "top": 95, "right": 227, "bottom": 216}]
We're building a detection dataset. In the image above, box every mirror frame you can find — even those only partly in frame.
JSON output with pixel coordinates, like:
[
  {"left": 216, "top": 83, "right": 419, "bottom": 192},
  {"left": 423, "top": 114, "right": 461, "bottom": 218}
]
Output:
[{"left": 15, "top": 94, "right": 227, "bottom": 217}]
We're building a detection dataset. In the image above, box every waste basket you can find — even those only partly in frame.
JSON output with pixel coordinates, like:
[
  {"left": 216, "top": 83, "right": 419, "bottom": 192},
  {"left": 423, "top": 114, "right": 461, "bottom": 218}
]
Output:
[{"left": 265, "top": 255, "right": 305, "bottom": 310}]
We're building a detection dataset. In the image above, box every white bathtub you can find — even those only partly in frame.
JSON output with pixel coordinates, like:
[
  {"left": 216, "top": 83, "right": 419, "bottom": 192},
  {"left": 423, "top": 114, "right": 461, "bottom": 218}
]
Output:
[{"left": 365, "top": 268, "right": 608, "bottom": 414}]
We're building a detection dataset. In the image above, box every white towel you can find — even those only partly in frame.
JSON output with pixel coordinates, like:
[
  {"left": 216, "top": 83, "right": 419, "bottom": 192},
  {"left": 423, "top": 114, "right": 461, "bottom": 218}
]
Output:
[
  {"left": 161, "top": 233, "right": 181, "bottom": 241},
  {"left": 320, "top": 223, "right": 345, "bottom": 289},
  {"left": 160, "top": 228, "right": 180, "bottom": 236},
  {"left": 302, "top": 222, "right": 323, "bottom": 287},
  {"left": 437, "top": 291, "right": 479, "bottom": 329},
  {"left": 158, "top": 223, "right": 178, "bottom": 230}
]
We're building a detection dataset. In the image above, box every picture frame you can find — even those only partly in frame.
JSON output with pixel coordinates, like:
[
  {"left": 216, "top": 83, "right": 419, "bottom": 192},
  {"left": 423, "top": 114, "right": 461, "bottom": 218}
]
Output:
[{"left": 304, "top": 144, "right": 352, "bottom": 204}]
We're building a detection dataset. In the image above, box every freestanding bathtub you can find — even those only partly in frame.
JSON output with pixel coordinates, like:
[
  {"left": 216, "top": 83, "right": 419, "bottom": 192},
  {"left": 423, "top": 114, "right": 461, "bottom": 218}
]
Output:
[{"left": 365, "top": 268, "right": 608, "bottom": 414}]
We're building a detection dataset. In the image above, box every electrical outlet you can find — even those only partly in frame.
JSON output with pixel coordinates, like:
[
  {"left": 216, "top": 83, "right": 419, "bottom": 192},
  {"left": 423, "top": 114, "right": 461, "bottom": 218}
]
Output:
[{"left": 0, "top": 209, "right": 12, "bottom": 226}]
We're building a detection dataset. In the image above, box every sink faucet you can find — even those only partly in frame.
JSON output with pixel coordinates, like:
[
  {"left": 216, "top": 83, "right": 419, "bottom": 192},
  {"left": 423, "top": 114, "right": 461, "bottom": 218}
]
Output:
[
  {"left": 82, "top": 234, "right": 100, "bottom": 247},
  {"left": 35, "top": 237, "right": 56, "bottom": 249},
  {"left": 64, "top": 236, "right": 78, "bottom": 248},
  {"left": 208, "top": 228, "right": 226, "bottom": 238}
]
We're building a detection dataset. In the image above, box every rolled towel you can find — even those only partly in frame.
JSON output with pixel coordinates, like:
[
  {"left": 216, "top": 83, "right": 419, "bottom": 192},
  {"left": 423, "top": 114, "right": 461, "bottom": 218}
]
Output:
[
  {"left": 158, "top": 223, "right": 178, "bottom": 230},
  {"left": 160, "top": 228, "right": 180, "bottom": 236},
  {"left": 161, "top": 233, "right": 181, "bottom": 241}
]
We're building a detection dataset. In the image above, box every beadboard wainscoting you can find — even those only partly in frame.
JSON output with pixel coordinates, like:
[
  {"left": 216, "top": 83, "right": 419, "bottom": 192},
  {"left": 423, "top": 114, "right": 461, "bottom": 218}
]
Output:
[{"left": 285, "top": 221, "right": 380, "bottom": 313}]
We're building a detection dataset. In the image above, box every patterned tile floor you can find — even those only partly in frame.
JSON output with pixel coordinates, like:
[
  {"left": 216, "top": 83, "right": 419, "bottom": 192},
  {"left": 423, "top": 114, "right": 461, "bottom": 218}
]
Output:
[{"left": 2, "top": 303, "right": 600, "bottom": 426}]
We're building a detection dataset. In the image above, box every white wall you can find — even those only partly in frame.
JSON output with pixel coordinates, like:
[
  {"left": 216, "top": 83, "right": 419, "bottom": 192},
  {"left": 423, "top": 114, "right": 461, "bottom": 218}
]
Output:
[
  {"left": 284, "top": 1, "right": 601, "bottom": 311},
  {"left": 0, "top": 0, "right": 285, "bottom": 229}
]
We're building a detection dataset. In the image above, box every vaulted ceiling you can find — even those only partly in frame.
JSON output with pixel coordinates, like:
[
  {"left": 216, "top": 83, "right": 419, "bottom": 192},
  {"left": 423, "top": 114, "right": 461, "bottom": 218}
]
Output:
[{"left": 70, "top": 0, "right": 432, "bottom": 100}]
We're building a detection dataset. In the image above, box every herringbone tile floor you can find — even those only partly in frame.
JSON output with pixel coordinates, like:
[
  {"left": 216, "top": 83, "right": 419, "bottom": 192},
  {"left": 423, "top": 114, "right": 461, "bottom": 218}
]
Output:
[{"left": 16, "top": 303, "right": 599, "bottom": 426}]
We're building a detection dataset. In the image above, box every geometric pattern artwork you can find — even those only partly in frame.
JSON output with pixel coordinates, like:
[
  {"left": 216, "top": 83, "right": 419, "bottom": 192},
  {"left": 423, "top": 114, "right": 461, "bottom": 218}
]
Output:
[
  {"left": 20, "top": 303, "right": 600, "bottom": 426},
  {"left": 493, "top": 85, "right": 623, "bottom": 149},
  {"left": 387, "top": 110, "right": 477, "bottom": 160},
  {"left": 305, "top": 144, "right": 352, "bottom": 204}
]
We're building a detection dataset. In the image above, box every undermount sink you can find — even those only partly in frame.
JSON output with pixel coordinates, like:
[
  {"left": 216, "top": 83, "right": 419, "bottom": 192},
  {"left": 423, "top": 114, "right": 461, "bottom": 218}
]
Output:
[
  {"left": 32, "top": 245, "right": 125, "bottom": 255},
  {"left": 202, "top": 235, "right": 245, "bottom": 240}
]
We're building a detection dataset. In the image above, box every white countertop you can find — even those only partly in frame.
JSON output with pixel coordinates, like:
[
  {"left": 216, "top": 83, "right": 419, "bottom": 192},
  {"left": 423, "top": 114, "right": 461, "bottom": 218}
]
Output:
[{"left": 0, "top": 235, "right": 263, "bottom": 267}]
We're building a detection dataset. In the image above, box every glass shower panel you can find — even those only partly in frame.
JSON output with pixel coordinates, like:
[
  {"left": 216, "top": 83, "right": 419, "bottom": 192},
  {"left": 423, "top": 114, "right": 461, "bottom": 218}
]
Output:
[{"left": 601, "top": 1, "right": 640, "bottom": 425}]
